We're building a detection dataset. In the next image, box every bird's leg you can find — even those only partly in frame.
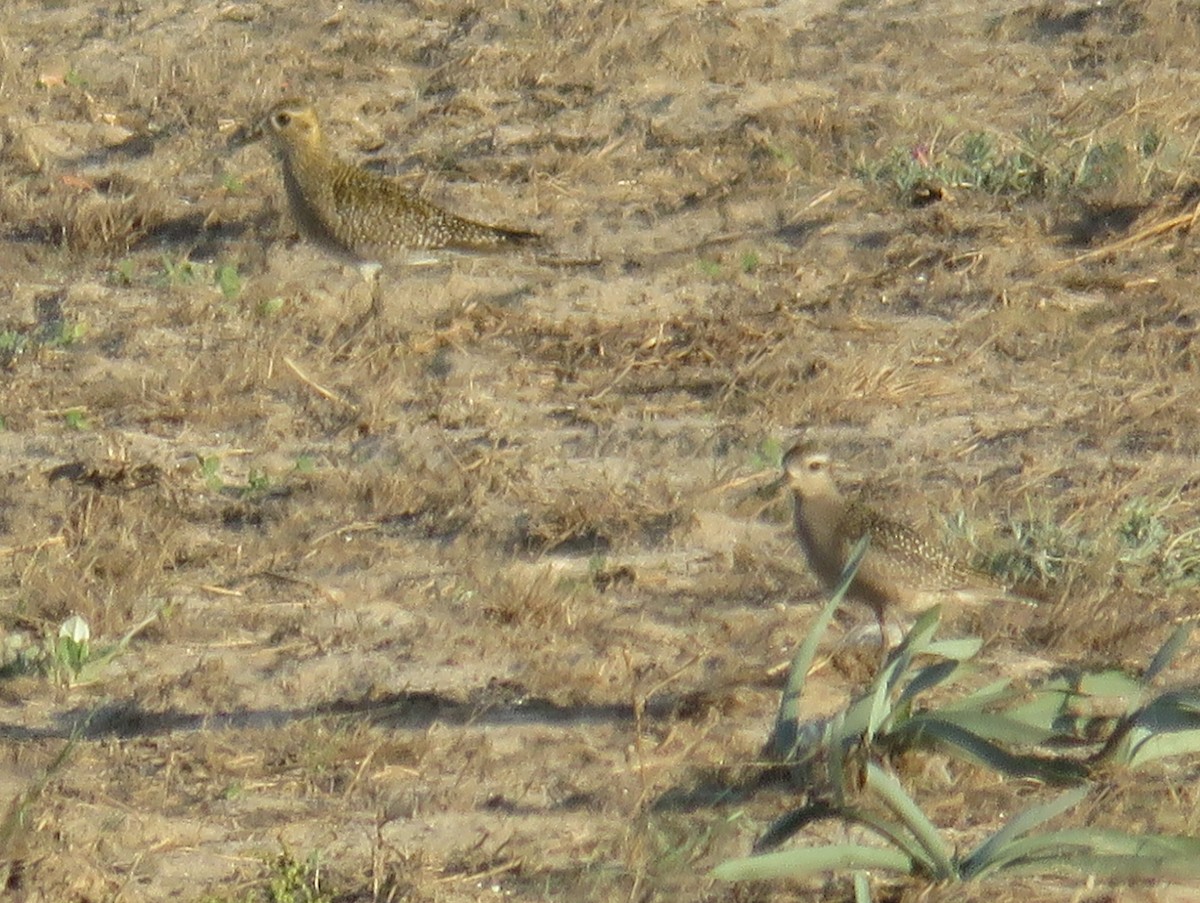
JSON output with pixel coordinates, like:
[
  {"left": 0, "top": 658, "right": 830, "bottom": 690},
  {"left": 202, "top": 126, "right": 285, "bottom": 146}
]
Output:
[
  {"left": 362, "top": 261, "right": 384, "bottom": 324},
  {"left": 873, "top": 603, "right": 893, "bottom": 670},
  {"left": 331, "top": 262, "right": 384, "bottom": 357}
]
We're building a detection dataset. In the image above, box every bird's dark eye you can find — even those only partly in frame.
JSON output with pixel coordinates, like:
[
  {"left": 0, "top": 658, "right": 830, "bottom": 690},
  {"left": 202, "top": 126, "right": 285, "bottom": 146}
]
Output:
[
  {"left": 273, "top": 112, "right": 291, "bottom": 128},
  {"left": 807, "top": 460, "right": 822, "bottom": 472}
]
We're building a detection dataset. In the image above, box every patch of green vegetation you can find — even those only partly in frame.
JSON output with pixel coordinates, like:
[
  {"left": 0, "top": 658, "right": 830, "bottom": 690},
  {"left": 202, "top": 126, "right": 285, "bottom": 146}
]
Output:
[
  {"left": 197, "top": 851, "right": 331, "bottom": 903},
  {"left": 112, "top": 258, "right": 136, "bottom": 286},
  {"left": 982, "top": 509, "right": 1091, "bottom": 587},
  {"left": 1138, "top": 127, "right": 1164, "bottom": 158},
  {"left": 1076, "top": 139, "right": 1128, "bottom": 189},
  {"left": 1116, "top": 497, "right": 1200, "bottom": 587},
  {"left": 720, "top": 547, "right": 1200, "bottom": 896},
  {"left": 215, "top": 264, "right": 242, "bottom": 299},
  {"left": 265, "top": 852, "right": 329, "bottom": 903},
  {"left": 957, "top": 496, "right": 1200, "bottom": 593},
  {"left": 858, "top": 125, "right": 1156, "bottom": 199},
  {"left": 0, "top": 319, "right": 83, "bottom": 371},
  {"left": 1116, "top": 498, "right": 1170, "bottom": 562},
  {"left": 258, "top": 296, "right": 286, "bottom": 318},
  {"left": 54, "top": 615, "right": 90, "bottom": 682},
  {"left": 697, "top": 258, "right": 722, "bottom": 277},
  {"left": 750, "top": 435, "right": 785, "bottom": 470},
  {"left": 198, "top": 456, "right": 289, "bottom": 499},
  {"left": 243, "top": 468, "right": 271, "bottom": 498},
  {"left": 221, "top": 781, "right": 243, "bottom": 801},
  {"left": 158, "top": 254, "right": 201, "bottom": 287},
  {"left": 62, "top": 408, "right": 89, "bottom": 431},
  {"left": 157, "top": 256, "right": 246, "bottom": 301},
  {"left": 0, "top": 330, "right": 29, "bottom": 360},
  {"left": 0, "top": 608, "right": 164, "bottom": 687},
  {"left": 766, "top": 143, "right": 796, "bottom": 169},
  {"left": 42, "top": 320, "right": 86, "bottom": 348},
  {"left": 740, "top": 250, "right": 760, "bottom": 274},
  {"left": 199, "top": 454, "right": 224, "bottom": 491},
  {"left": 220, "top": 171, "right": 246, "bottom": 194},
  {"left": 586, "top": 553, "right": 607, "bottom": 578}
]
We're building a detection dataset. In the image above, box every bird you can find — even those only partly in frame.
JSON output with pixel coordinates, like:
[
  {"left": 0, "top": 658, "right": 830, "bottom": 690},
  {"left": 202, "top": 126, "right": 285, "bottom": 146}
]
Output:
[
  {"left": 781, "top": 441, "right": 1028, "bottom": 640},
  {"left": 258, "top": 98, "right": 540, "bottom": 264}
]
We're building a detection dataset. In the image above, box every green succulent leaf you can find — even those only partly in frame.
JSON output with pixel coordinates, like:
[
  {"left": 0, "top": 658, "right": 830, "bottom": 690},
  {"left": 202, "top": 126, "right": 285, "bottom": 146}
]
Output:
[
  {"left": 961, "top": 786, "right": 1088, "bottom": 878},
  {"left": 864, "top": 764, "right": 957, "bottom": 879},
  {"left": 1143, "top": 622, "right": 1193, "bottom": 685},
  {"left": 979, "top": 828, "right": 1200, "bottom": 880},
  {"left": 714, "top": 843, "right": 913, "bottom": 882},
  {"left": 894, "top": 716, "right": 1088, "bottom": 784},
  {"left": 771, "top": 535, "right": 869, "bottom": 759}
]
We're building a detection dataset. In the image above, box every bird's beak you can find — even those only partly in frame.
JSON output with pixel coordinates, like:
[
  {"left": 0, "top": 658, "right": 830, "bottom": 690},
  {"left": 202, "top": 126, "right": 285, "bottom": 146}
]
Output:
[
  {"left": 757, "top": 473, "right": 788, "bottom": 500},
  {"left": 226, "top": 116, "right": 266, "bottom": 150}
]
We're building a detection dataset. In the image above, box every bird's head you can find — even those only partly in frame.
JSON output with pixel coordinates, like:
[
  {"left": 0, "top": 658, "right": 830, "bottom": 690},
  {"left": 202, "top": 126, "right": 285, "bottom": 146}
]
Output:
[
  {"left": 261, "top": 99, "right": 325, "bottom": 159},
  {"left": 782, "top": 442, "right": 837, "bottom": 500}
]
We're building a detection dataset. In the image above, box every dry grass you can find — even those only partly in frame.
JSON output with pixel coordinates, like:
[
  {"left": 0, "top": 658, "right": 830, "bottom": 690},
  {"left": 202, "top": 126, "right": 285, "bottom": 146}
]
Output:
[{"left": 0, "top": 0, "right": 1199, "bottom": 901}]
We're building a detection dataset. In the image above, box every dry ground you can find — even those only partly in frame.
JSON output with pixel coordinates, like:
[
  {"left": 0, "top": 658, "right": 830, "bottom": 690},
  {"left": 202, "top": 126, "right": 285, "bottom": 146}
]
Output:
[{"left": 2, "top": 0, "right": 1200, "bottom": 900}]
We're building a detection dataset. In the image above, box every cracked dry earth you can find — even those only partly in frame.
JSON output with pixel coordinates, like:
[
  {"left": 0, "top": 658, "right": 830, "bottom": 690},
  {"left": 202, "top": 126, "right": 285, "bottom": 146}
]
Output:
[{"left": 2, "top": 0, "right": 1200, "bottom": 901}]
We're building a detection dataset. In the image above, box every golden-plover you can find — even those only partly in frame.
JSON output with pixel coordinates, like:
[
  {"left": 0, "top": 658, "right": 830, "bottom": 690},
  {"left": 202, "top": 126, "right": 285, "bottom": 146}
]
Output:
[
  {"left": 260, "top": 98, "right": 539, "bottom": 264},
  {"left": 782, "top": 441, "right": 1025, "bottom": 637}
]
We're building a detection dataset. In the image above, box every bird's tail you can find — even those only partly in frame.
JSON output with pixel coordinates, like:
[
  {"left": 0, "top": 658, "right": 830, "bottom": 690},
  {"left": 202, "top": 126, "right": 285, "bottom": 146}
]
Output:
[{"left": 448, "top": 213, "right": 541, "bottom": 249}]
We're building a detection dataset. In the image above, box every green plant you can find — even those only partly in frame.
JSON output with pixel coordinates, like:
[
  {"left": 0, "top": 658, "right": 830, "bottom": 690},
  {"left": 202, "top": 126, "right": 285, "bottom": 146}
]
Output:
[
  {"left": 723, "top": 541, "right": 1200, "bottom": 896},
  {"left": 0, "top": 330, "right": 29, "bottom": 369},
  {"left": 1116, "top": 496, "right": 1200, "bottom": 587},
  {"left": 1, "top": 608, "right": 165, "bottom": 687},
  {"left": 1117, "top": 498, "right": 1171, "bottom": 563},
  {"left": 54, "top": 615, "right": 90, "bottom": 681},
  {"left": 158, "top": 254, "right": 200, "bottom": 287},
  {"left": 265, "top": 851, "right": 330, "bottom": 903},
  {"left": 199, "top": 454, "right": 224, "bottom": 490},
  {"left": 984, "top": 508, "right": 1090, "bottom": 587},
  {"left": 767, "top": 545, "right": 1058, "bottom": 779},
  {"left": 112, "top": 258, "right": 136, "bottom": 285},
  {"left": 196, "top": 850, "right": 331, "bottom": 903},
  {"left": 42, "top": 320, "right": 86, "bottom": 348},
  {"left": 1075, "top": 140, "right": 1127, "bottom": 190},
  {"left": 856, "top": 125, "right": 1156, "bottom": 200},
  {"left": 1139, "top": 128, "right": 1164, "bottom": 158},
  {"left": 716, "top": 776, "right": 1200, "bottom": 885},
  {"left": 220, "top": 172, "right": 246, "bottom": 194},
  {"left": 766, "top": 143, "right": 796, "bottom": 169},
  {"left": 259, "top": 296, "right": 286, "bottom": 318},
  {"left": 749, "top": 436, "right": 785, "bottom": 472},
  {"left": 62, "top": 409, "right": 89, "bottom": 430},
  {"left": 0, "top": 331, "right": 29, "bottom": 354},
  {"left": 243, "top": 468, "right": 271, "bottom": 497},
  {"left": 772, "top": 553, "right": 1200, "bottom": 777},
  {"left": 215, "top": 264, "right": 242, "bottom": 299}
]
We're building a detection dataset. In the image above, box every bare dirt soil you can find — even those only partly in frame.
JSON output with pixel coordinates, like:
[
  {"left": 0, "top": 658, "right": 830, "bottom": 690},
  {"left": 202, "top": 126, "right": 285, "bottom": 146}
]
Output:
[{"left": 2, "top": 0, "right": 1200, "bottom": 900}]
